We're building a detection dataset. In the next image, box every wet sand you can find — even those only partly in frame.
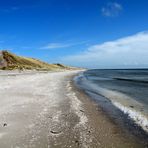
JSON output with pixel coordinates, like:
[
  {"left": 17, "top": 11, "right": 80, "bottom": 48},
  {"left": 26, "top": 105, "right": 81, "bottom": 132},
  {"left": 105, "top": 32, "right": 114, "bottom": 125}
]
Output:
[{"left": 0, "top": 70, "right": 147, "bottom": 147}]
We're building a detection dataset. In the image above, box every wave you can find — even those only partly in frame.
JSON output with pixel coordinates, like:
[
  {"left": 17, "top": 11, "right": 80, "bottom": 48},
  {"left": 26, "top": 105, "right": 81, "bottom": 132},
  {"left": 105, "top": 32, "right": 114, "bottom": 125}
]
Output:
[
  {"left": 75, "top": 73, "right": 148, "bottom": 133},
  {"left": 114, "top": 77, "right": 148, "bottom": 83},
  {"left": 113, "top": 101, "right": 148, "bottom": 133}
]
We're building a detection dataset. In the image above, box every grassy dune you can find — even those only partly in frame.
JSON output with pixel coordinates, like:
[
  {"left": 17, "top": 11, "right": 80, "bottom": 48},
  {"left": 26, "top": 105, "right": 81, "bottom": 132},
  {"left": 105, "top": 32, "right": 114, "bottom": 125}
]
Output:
[{"left": 0, "top": 50, "right": 74, "bottom": 71}]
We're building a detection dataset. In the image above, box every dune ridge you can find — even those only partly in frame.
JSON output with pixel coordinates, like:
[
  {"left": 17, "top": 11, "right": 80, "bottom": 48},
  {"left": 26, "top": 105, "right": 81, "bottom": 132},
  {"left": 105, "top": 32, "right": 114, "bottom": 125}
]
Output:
[{"left": 0, "top": 50, "right": 75, "bottom": 71}]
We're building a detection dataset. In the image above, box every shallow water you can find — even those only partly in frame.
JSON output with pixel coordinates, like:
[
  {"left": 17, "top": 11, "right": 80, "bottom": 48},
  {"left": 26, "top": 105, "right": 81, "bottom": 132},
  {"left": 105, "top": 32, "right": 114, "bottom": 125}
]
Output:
[{"left": 76, "top": 69, "right": 148, "bottom": 134}]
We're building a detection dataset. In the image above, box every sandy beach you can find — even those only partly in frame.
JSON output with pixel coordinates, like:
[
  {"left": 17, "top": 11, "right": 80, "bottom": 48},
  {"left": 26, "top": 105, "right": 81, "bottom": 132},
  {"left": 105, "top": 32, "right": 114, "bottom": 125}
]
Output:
[{"left": 0, "top": 70, "right": 147, "bottom": 148}]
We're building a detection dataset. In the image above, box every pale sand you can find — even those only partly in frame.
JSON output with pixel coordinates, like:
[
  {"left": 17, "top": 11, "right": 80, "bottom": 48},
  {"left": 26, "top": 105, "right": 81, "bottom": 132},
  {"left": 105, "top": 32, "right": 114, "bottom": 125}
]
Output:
[{"left": 0, "top": 70, "right": 147, "bottom": 147}]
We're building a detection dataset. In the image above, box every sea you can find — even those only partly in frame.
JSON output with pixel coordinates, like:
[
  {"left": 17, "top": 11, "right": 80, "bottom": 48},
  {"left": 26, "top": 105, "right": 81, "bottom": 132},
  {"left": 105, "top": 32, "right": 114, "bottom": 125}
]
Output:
[{"left": 75, "top": 69, "right": 148, "bottom": 136}]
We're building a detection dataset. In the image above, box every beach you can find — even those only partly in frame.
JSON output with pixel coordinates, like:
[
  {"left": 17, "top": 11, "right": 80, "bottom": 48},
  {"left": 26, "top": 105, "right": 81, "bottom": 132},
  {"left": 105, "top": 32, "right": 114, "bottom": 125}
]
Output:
[{"left": 0, "top": 70, "right": 147, "bottom": 147}]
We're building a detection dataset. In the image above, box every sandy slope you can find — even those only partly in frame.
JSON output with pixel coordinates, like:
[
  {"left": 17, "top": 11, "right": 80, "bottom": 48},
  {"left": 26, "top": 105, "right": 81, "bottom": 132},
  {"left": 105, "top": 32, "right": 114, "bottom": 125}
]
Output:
[{"left": 0, "top": 70, "right": 146, "bottom": 148}]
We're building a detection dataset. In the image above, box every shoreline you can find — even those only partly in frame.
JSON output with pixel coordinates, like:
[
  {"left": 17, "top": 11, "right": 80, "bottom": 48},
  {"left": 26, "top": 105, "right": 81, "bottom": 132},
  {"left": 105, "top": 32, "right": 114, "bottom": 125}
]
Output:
[
  {"left": 72, "top": 71, "right": 148, "bottom": 147},
  {"left": 0, "top": 70, "right": 147, "bottom": 147},
  {"left": 74, "top": 70, "right": 148, "bottom": 134}
]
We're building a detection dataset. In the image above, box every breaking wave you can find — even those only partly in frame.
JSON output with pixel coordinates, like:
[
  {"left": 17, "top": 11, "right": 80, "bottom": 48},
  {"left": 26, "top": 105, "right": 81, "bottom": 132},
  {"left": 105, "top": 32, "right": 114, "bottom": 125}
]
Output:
[{"left": 75, "top": 72, "right": 148, "bottom": 133}]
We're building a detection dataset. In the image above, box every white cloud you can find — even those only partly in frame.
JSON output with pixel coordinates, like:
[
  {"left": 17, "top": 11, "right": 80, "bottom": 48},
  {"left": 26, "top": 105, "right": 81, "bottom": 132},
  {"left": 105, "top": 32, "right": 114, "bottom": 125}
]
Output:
[
  {"left": 41, "top": 41, "right": 87, "bottom": 50},
  {"left": 101, "top": 2, "right": 122, "bottom": 17},
  {"left": 61, "top": 31, "right": 148, "bottom": 68},
  {"left": 41, "top": 43, "right": 72, "bottom": 49}
]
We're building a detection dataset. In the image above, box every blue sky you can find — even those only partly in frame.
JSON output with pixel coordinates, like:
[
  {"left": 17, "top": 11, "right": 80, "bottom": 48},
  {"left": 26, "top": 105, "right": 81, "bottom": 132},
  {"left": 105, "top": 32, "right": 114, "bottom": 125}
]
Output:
[{"left": 0, "top": 0, "right": 148, "bottom": 68}]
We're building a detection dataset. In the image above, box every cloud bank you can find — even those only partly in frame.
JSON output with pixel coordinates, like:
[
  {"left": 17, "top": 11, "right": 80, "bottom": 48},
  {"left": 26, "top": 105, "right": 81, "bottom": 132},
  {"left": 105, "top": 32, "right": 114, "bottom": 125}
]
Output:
[
  {"left": 101, "top": 2, "right": 122, "bottom": 17},
  {"left": 61, "top": 31, "right": 148, "bottom": 68}
]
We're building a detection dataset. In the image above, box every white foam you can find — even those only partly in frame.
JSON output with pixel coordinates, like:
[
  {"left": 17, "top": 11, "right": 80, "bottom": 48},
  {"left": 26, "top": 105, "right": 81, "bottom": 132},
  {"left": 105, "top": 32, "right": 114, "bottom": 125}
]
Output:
[
  {"left": 77, "top": 72, "right": 148, "bottom": 133},
  {"left": 113, "top": 101, "right": 148, "bottom": 133}
]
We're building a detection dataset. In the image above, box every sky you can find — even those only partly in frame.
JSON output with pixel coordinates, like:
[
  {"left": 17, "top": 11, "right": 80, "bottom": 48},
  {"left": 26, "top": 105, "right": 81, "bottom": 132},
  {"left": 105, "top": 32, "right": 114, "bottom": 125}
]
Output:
[{"left": 0, "top": 0, "right": 148, "bottom": 68}]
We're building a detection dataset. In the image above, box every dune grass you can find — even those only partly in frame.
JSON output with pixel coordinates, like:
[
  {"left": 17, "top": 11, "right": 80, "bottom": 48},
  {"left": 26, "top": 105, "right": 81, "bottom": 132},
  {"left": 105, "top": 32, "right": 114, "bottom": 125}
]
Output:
[{"left": 0, "top": 50, "right": 71, "bottom": 71}]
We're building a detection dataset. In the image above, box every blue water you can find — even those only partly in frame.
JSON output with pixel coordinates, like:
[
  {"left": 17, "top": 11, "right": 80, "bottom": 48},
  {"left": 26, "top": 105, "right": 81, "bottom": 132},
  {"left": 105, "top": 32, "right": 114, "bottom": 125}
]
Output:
[{"left": 76, "top": 69, "right": 148, "bottom": 133}]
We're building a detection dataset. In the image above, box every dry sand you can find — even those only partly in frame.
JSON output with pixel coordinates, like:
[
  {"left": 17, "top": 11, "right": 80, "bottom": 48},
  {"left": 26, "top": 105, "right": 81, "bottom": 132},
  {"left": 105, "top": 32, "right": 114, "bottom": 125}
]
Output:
[{"left": 0, "top": 70, "right": 147, "bottom": 148}]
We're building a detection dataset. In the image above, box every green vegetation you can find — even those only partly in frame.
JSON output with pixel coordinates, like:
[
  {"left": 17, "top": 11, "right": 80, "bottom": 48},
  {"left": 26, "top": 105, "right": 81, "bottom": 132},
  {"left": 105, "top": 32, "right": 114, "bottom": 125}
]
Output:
[{"left": 0, "top": 50, "right": 75, "bottom": 71}]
